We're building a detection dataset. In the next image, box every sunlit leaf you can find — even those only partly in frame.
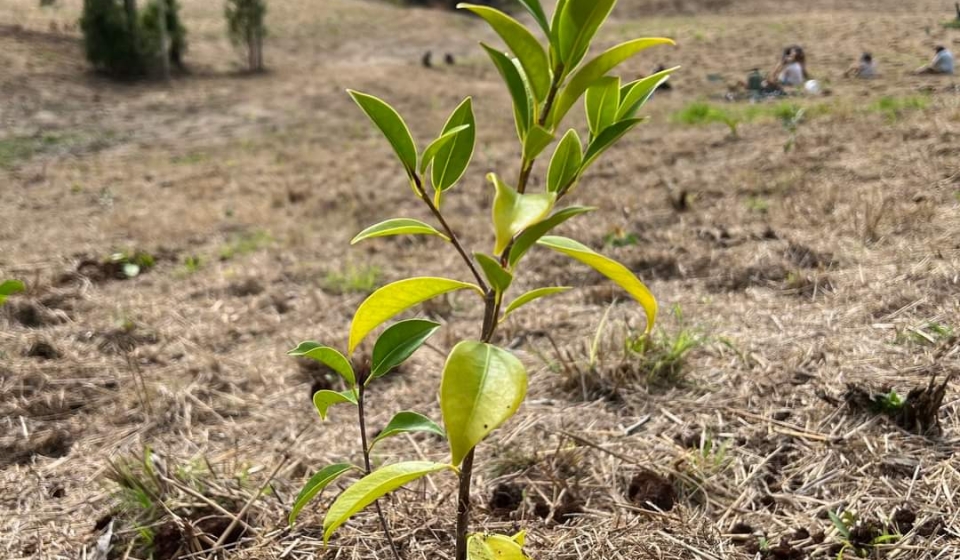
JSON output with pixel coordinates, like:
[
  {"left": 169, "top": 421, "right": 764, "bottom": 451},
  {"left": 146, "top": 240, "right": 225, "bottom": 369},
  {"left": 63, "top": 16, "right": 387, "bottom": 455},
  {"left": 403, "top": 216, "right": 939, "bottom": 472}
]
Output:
[
  {"left": 420, "top": 124, "right": 471, "bottom": 174},
  {"left": 516, "top": 0, "right": 549, "bottom": 37},
  {"left": 288, "top": 343, "right": 356, "bottom": 386},
  {"left": 508, "top": 206, "right": 594, "bottom": 267},
  {"left": 546, "top": 129, "right": 583, "bottom": 193},
  {"left": 313, "top": 389, "right": 358, "bottom": 420},
  {"left": 369, "top": 411, "right": 446, "bottom": 451},
  {"left": 556, "top": 0, "right": 616, "bottom": 72},
  {"left": 323, "top": 462, "right": 452, "bottom": 543},
  {"left": 522, "top": 124, "right": 555, "bottom": 161},
  {"left": 349, "top": 277, "right": 481, "bottom": 353},
  {"left": 549, "top": 38, "right": 675, "bottom": 127},
  {"left": 581, "top": 117, "right": 644, "bottom": 170},
  {"left": 440, "top": 341, "right": 527, "bottom": 466},
  {"left": 468, "top": 532, "right": 532, "bottom": 560},
  {"left": 457, "top": 4, "right": 551, "bottom": 101},
  {"left": 0, "top": 279, "right": 25, "bottom": 306},
  {"left": 370, "top": 319, "right": 441, "bottom": 381},
  {"left": 289, "top": 463, "right": 356, "bottom": 526},
  {"left": 347, "top": 90, "right": 418, "bottom": 175},
  {"left": 474, "top": 253, "right": 513, "bottom": 293},
  {"left": 617, "top": 66, "right": 678, "bottom": 119},
  {"left": 481, "top": 45, "right": 533, "bottom": 140},
  {"left": 502, "top": 286, "right": 571, "bottom": 320},
  {"left": 351, "top": 219, "right": 449, "bottom": 245},
  {"left": 585, "top": 76, "right": 620, "bottom": 137},
  {"left": 490, "top": 173, "right": 556, "bottom": 255},
  {"left": 432, "top": 98, "right": 476, "bottom": 192},
  {"left": 537, "top": 236, "right": 657, "bottom": 332}
]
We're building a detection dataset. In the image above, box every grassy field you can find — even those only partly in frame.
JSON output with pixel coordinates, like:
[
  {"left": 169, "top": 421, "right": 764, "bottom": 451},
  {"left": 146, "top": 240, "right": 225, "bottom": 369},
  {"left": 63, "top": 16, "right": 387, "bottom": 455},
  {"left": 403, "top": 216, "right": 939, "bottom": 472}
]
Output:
[{"left": 1, "top": 0, "right": 959, "bottom": 558}]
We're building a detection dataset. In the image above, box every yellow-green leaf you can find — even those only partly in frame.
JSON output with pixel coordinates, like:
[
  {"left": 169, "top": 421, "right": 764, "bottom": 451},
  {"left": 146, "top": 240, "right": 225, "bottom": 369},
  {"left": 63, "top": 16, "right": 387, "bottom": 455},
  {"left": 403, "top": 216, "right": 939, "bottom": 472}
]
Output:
[
  {"left": 489, "top": 173, "right": 556, "bottom": 255},
  {"left": 289, "top": 463, "right": 356, "bottom": 526},
  {"left": 440, "top": 341, "right": 528, "bottom": 467},
  {"left": 369, "top": 411, "right": 445, "bottom": 451},
  {"left": 348, "top": 90, "right": 418, "bottom": 175},
  {"left": 502, "top": 286, "right": 571, "bottom": 320},
  {"left": 556, "top": 0, "right": 617, "bottom": 72},
  {"left": 420, "top": 124, "right": 471, "bottom": 175},
  {"left": 0, "top": 279, "right": 25, "bottom": 306},
  {"left": 618, "top": 66, "right": 679, "bottom": 120},
  {"left": 508, "top": 206, "right": 594, "bottom": 268},
  {"left": 313, "top": 389, "right": 358, "bottom": 420},
  {"left": 516, "top": 0, "right": 549, "bottom": 37},
  {"left": 457, "top": 4, "right": 551, "bottom": 102},
  {"left": 432, "top": 98, "right": 476, "bottom": 192},
  {"left": 349, "top": 277, "right": 481, "bottom": 353},
  {"left": 582, "top": 117, "right": 645, "bottom": 170},
  {"left": 549, "top": 38, "right": 675, "bottom": 128},
  {"left": 522, "top": 124, "right": 555, "bottom": 161},
  {"left": 323, "top": 461, "right": 452, "bottom": 543},
  {"left": 467, "top": 532, "right": 532, "bottom": 560},
  {"left": 370, "top": 319, "right": 441, "bottom": 381},
  {"left": 288, "top": 342, "right": 356, "bottom": 386},
  {"left": 537, "top": 236, "right": 657, "bottom": 332},
  {"left": 351, "top": 218, "right": 449, "bottom": 245},
  {"left": 474, "top": 253, "right": 513, "bottom": 293},
  {"left": 547, "top": 129, "right": 582, "bottom": 193},
  {"left": 585, "top": 76, "right": 620, "bottom": 137}
]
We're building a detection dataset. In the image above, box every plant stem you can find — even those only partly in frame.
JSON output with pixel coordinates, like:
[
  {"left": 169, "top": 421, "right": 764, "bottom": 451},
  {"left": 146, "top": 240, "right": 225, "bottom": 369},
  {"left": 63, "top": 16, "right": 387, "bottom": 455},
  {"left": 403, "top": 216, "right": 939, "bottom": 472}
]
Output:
[
  {"left": 357, "top": 384, "right": 404, "bottom": 560},
  {"left": 412, "top": 174, "right": 488, "bottom": 292}
]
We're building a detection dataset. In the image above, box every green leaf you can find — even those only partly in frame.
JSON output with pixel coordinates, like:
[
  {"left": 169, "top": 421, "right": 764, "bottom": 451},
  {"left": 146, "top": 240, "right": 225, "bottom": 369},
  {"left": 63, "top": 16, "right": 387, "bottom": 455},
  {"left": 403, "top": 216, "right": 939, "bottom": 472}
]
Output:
[
  {"left": 489, "top": 173, "right": 556, "bottom": 255},
  {"left": 432, "top": 98, "right": 477, "bottom": 192},
  {"left": 369, "top": 411, "right": 446, "bottom": 451},
  {"left": 828, "top": 511, "right": 852, "bottom": 540},
  {"left": 347, "top": 90, "right": 418, "bottom": 175},
  {"left": 323, "top": 461, "right": 452, "bottom": 543},
  {"left": 474, "top": 253, "right": 513, "bottom": 293},
  {"left": 349, "top": 277, "right": 481, "bottom": 353},
  {"left": 420, "top": 124, "right": 471, "bottom": 174},
  {"left": 516, "top": 0, "right": 549, "bottom": 37},
  {"left": 481, "top": 44, "right": 533, "bottom": 140},
  {"left": 537, "top": 236, "right": 657, "bottom": 332},
  {"left": 522, "top": 124, "right": 555, "bottom": 160},
  {"left": 617, "top": 66, "right": 678, "bottom": 119},
  {"left": 508, "top": 206, "right": 594, "bottom": 267},
  {"left": 288, "top": 343, "right": 356, "bottom": 386},
  {"left": 585, "top": 76, "right": 620, "bottom": 137},
  {"left": 458, "top": 4, "right": 551, "bottom": 102},
  {"left": 289, "top": 463, "right": 356, "bottom": 526},
  {"left": 370, "top": 319, "right": 441, "bottom": 381},
  {"left": 0, "top": 279, "right": 25, "bottom": 306},
  {"left": 313, "top": 389, "right": 358, "bottom": 420},
  {"left": 546, "top": 129, "right": 583, "bottom": 193},
  {"left": 468, "top": 532, "right": 532, "bottom": 560},
  {"left": 581, "top": 117, "right": 644, "bottom": 171},
  {"left": 440, "top": 341, "right": 528, "bottom": 467},
  {"left": 502, "top": 287, "right": 571, "bottom": 320},
  {"left": 351, "top": 218, "right": 449, "bottom": 245},
  {"left": 556, "top": 0, "right": 616, "bottom": 72},
  {"left": 549, "top": 38, "right": 675, "bottom": 128}
]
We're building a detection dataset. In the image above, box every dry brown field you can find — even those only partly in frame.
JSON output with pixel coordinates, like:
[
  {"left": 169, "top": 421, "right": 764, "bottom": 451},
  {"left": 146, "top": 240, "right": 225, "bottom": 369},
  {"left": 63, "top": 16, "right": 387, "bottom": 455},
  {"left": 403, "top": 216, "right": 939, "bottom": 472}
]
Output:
[{"left": 1, "top": 0, "right": 959, "bottom": 558}]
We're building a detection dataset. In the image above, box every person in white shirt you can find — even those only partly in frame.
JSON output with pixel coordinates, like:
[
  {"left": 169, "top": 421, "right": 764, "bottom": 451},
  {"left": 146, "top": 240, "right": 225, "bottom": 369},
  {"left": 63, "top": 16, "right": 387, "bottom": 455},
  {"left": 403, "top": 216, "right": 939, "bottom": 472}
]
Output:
[
  {"left": 845, "top": 52, "right": 877, "bottom": 78},
  {"left": 916, "top": 46, "right": 955, "bottom": 75},
  {"left": 770, "top": 46, "right": 808, "bottom": 87}
]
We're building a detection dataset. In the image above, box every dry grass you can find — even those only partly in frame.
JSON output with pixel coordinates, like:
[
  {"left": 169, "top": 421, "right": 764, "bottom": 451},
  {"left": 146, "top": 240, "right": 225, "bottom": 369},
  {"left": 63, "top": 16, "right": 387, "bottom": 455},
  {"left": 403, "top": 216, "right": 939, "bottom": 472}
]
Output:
[{"left": 2, "top": 0, "right": 960, "bottom": 559}]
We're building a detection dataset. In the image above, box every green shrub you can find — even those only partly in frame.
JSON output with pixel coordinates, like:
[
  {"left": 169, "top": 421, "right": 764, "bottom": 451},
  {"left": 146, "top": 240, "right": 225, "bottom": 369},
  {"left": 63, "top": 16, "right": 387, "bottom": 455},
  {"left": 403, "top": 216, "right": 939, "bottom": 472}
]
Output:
[
  {"left": 80, "top": 0, "right": 186, "bottom": 77},
  {"left": 225, "top": 0, "right": 267, "bottom": 71},
  {"left": 140, "top": 0, "right": 187, "bottom": 70}
]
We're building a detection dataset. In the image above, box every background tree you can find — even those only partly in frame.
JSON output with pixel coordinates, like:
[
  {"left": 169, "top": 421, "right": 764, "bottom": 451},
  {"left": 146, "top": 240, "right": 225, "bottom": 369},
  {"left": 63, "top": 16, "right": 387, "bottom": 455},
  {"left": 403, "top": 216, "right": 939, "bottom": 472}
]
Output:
[
  {"left": 225, "top": 0, "right": 266, "bottom": 72},
  {"left": 80, "top": 0, "right": 186, "bottom": 78}
]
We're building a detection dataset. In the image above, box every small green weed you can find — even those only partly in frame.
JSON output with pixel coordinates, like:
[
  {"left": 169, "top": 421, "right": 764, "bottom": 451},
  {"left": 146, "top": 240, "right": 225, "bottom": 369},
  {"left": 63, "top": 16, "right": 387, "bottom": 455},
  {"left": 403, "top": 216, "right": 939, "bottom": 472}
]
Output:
[
  {"left": 745, "top": 195, "right": 770, "bottom": 213},
  {"left": 870, "top": 95, "right": 929, "bottom": 122},
  {"left": 942, "top": 19, "right": 960, "bottom": 29},
  {"left": 625, "top": 324, "right": 706, "bottom": 386},
  {"left": 219, "top": 230, "right": 272, "bottom": 260},
  {"left": 321, "top": 264, "right": 382, "bottom": 295},
  {"left": 895, "top": 322, "right": 954, "bottom": 346},
  {"left": 672, "top": 102, "right": 740, "bottom": 136},
  {"left": 604, "top": 227, "right": 639, "bottom": 248}
]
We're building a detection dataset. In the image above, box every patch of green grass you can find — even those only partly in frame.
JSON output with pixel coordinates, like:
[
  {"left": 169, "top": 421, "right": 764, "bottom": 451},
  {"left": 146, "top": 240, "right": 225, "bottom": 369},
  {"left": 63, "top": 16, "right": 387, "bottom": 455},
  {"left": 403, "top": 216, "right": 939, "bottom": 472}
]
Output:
[
  {"left": 322, "top": 264, "right": 382, "bottom": 295},
  {"left": 942, "top": 19, "right": 960, "bottom": 30},
  {"left": 171, "top": 152, "right": 208, "bottom": 165},
  {"left": 672, "top": 102, "right": 740, "bottom": 136},
  {"left": 219, "top": 230, "right": 273, "bottom": 260},
  {"left": 870, "top": 95, "right": 930, "bottom": 122},
  {"left": 896, "top": 322, "right": 954, "bottom": 346},
  {"left": 603, "top": 227, "right": 639, "bottom": 248},
  {"left": 745, "top": 195, "right": 770, "bottom": 213},
  {"left": 0, "top": 133, "right": 73, "bottom": 169},
  {"left": 625, "top": 325, "right": 706, "bottom": 386}
]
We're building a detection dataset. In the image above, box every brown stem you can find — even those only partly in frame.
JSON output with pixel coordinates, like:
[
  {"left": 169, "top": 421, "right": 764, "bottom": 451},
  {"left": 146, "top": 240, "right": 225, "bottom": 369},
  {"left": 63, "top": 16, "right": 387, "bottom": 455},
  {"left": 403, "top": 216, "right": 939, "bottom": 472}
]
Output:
[
  {"left": 412, "top": 174, "right": 488, "bottom": 292},
  {"left": 358, "top": 384, "right": 404, "bottom": 560}
]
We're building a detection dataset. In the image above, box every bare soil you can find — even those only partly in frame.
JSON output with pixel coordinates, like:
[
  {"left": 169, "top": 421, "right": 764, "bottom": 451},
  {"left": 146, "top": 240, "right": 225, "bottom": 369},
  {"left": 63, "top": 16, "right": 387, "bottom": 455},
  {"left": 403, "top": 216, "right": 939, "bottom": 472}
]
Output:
[{"left": 1, "top": 0, "right": 959, "bottom": 558}]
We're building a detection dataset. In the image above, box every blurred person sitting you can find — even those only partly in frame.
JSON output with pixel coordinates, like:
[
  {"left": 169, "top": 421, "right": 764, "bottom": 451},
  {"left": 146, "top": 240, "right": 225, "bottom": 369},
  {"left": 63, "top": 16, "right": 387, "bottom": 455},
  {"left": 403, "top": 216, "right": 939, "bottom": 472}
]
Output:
[
  {"left": 844, "top": 52, "right": 877, "bottom": 78},
  {"left": 770, "top": 46, "right": 806, "bottom": 87},
  {"left": 915, "top": 46, "right": 954, "bottom": 75}
]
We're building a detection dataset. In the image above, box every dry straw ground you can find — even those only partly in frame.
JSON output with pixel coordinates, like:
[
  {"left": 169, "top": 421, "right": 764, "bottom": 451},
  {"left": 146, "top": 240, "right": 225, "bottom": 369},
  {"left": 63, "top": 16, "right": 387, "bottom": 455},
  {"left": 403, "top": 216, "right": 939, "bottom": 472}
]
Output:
[{"left": 1, "top": 0, "right": 959, "bottom": 558}]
